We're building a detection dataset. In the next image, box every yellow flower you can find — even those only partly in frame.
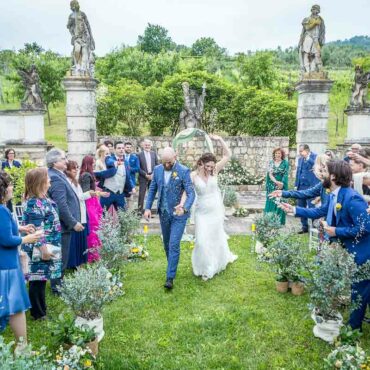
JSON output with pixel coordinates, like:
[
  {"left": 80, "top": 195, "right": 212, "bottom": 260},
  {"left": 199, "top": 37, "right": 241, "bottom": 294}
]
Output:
[
  {"left": 335, "top": 360, "right": 342, "bottom": 368},
  {"left": 56, "top": 355, "right": 62, "bottom": 361},
  {"left": 172, "top": 172, "right": 178, "bottom": 178},
  {"left": 131, "top": 247, "right": 139, "bottom": 253},
  {"left": 325, "top": 189, "right": 331, "bottom": 194},
  {"left": 251, "top": 224, "right": 256, "bottom": 232},
  {"left": 335, "top": 203, "right": 342, "bottom": 211},
  {"left": 143, "top": 225, "right": 148, "bottom": 233},
  {"left": 84, "top": 359, "right": 92, "bottom": 367}
]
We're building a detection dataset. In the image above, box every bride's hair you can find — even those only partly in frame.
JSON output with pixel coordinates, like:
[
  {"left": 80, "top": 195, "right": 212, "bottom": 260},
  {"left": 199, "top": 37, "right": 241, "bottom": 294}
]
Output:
[{"left": 197, "top": 153, "right": 217, "bottom": 175}]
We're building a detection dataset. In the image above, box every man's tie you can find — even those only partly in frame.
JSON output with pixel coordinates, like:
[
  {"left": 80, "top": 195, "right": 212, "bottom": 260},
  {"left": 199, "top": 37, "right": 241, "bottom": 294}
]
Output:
[{"left": 326, "top": 193, "right": 335, "bottom": 226}]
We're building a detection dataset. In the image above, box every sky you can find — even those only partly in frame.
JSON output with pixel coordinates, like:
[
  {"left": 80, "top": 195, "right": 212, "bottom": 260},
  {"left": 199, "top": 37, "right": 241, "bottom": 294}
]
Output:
[{"left": 0, "top": 0, "right": 369, "bottom": 56}]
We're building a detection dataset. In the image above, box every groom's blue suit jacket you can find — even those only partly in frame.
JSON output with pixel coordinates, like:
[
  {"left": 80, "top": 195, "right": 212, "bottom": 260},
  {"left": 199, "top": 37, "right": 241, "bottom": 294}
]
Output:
[
  {"left": 295, "top": 186, "right": 370, "bottom": 265},
  {"left": 145, "top": 161, "right": 195, "bottom": 219}
]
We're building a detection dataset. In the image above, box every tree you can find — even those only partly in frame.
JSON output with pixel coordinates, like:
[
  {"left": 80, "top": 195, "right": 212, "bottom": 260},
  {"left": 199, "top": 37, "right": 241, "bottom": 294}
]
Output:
[
  {"left": 23, "top": 42, "right": 44, "bottom": 55},
  {"left": 191, "top": 37, "right": 226, "bottom": 58},
  {"left": 137, "top": 23, "right": 175, "bottom": 54},
  {"left": 97, "top": 79, "right": 146, "bottom": 136},
  {"left": 238, "top": 51, "right": 278, "bottom": 89},
  {"left": 8, "top": 47, "right": 69, "bottom": 125}
]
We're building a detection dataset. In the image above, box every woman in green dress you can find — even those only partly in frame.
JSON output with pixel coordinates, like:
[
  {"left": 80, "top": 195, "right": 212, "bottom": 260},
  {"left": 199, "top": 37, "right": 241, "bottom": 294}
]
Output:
[{"left": 264, "top": 147, "right": 289, "bottom": 225}]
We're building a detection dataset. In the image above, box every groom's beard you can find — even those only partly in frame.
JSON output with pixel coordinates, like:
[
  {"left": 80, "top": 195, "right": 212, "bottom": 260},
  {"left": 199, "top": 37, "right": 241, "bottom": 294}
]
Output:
[{"left": 164, "top": 163, "right": 174, "bottom": 171}]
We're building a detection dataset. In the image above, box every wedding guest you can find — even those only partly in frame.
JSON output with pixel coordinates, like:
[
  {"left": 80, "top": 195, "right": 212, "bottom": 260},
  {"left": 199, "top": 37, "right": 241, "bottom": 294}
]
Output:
[
  {"left": 295, "top": 144, "right": 320, "bottom": 233},
  {"left": 343, "top": 143, "right": 362, "bottom": 162},
  {"left": 79, "top": 155, "right": 109, "bottom": 262},
  {"left": 22, "top": 168, "right": 62, "bottom": 320},
  {"left": 350, "top": 153, "right": 370, "bottom": 203},
  {"left": 65, "top": 161, "right": 89, "bottom": 268},
  {"left": 124, "top": 142, "right": 139, "bottom": 208},
  {"left": 95, "top": 145, "right": 110, "bottom": 171},
  {"left": 103, "top": 140, "right": 114, "bottom": 155},
  {"left": 324, "top": 150, "right": 335, "bottom": 160},
  {"left": 97, "top": 141, "right": 132, "bottom": 211},
  {"left": 279, "top": 160, "right": 370, "bottom": 330},
  {"left": 47, "top": 148, "right": 82, "bottom": 294},
  {"left": 0, "top": 172, "right": 41, "bottom": 352},
  {"left": 264, "top": 147, "right": 289, "bottom": 225},
  {"left": 138, "top": 139, "right": 158, "bottom": 214}
]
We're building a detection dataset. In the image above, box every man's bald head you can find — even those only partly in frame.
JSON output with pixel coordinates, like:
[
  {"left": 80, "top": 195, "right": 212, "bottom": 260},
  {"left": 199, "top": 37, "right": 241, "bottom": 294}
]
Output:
[{"left": 161, "top": 147, "right": 176, "bottom": 170}]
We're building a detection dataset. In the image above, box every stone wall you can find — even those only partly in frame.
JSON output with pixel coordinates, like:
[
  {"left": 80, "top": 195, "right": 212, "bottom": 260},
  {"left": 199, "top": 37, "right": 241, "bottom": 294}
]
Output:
[{"left": 99, "top": 136, "right": 291, "bottom": 179}]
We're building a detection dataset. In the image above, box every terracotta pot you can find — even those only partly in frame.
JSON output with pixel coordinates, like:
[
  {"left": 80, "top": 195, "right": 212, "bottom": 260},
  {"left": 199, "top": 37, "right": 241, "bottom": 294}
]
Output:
[
  {"left": 75, "top": 316, "right": 104, "bottom": 342},
  {"left": 275, "top": 280, "right": 289, "bottom": 293},
  {"left": 87, "top": 337, "right": 99, "bottom": 356},
  {"left": 291, "top": 282, "right": 305, "bottom": 296}
]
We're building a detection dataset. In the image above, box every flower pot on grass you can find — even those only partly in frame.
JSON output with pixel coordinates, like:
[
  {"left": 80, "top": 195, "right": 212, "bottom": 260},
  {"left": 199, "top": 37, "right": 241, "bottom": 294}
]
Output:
[
  {"left": 311, "top": 309, "right": 343, "bottom": 343},
  {"left": 275, "top": 280, "right": 289, "bottom": 293},
  {"left": 75, "top": 315, "right": 104, "bottom": 342},
  {"left": 86, "top": 337, "right": 99, "bottom": 356},
  {"left": 291, "top": 281, "right": 305, "bottom": 296}
]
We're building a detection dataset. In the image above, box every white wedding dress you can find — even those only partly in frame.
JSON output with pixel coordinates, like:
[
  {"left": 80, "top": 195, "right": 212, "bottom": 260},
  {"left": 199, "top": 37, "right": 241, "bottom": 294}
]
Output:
[{"left": 192, "top": 175, "right": 238, "bottom": 280}]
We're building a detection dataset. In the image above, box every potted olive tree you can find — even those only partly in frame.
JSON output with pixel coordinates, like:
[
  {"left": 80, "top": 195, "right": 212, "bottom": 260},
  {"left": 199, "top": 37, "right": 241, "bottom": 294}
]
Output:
[
  {"left": 59, "top": 264, "right": 123, "bottom": 342},
  {"left": 254, "top": 213, "right": 282, "bottom": 254}
]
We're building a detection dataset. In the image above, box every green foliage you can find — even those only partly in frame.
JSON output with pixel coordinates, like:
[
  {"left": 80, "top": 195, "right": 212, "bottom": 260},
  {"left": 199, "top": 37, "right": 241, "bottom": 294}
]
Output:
[
  {"left": 59, "top": 264, "right": 123, "bottom": 320},
  {"left": 352, "top": 55, "right": 370, "bottom": 71},
  {"left": 233, "top": 207, "right": 249, "bottom": 217},
  {"left": 97, "top": 79, "right": 146, "bottom": 135},
  {"left": 117, "top": 208, "right": 141, "bottom": 244},
  {"left": 324, "top": 345, "right": 367, "bottom": 370},
  {"left": 191, "top": 37, "right": 226, "bottom": 58},
  {"left": 50, "top": 313, "right": 96, "bottom": 347},
  {"left": 218, "top": 157, "right": 264, "bottom": 185},
  {"left": 137, "top": 23, "right": 175, "bottom": 54},
  {"left": 4, "top": 159, "right": 37, "bottom": 204},
  {"left": 221, "top": 186, "right": 238, "bottom": 208},
  {"left": 337, "top": 325, "right": 363, "bottom": 347},
  {"left": 254, "top": 212, "right": 282, "bottom": 247},
  {"left": 238, "top": 51, "right": 278, "bottom": 89}
]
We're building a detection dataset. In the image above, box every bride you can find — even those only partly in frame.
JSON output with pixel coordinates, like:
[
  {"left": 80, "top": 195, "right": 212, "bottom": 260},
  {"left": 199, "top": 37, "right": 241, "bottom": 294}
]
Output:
[{"left": 183, "top": 135, "right": 238, "bottom": 280}]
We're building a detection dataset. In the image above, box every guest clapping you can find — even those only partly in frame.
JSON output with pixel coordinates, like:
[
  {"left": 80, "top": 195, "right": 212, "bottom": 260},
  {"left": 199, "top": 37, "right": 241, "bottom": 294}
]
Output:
[
  {"left": 0, "top": 172, "right": 41, "bottom": 352},
  {"left": 22, "top": 168, "right": 62, "bottom": 320}
]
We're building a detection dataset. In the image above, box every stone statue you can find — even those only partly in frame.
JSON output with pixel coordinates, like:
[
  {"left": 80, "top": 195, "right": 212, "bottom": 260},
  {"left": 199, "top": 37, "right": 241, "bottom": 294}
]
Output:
[
  {"left": 179, "top": 82, "right": 206, "bottom": 130},
  {"left": 298, "top": 4, "right": 326, "bottom": 77},
  {"left": 67, "top": 0, "right": 95, "bottom": 76},
  {"left": 350, "top": 66, "right": 370, "bottom": 108},
  {"left": 18, "top": 65, "right": 44, "bottom": 110}
]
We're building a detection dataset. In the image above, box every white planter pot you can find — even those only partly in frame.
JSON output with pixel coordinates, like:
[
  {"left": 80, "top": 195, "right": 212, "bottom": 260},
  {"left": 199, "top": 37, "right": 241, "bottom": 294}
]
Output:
[
  {"left": 75, "top": 315, "right": 105, "bottom": 342},
  {"left": 255, "top": 240, "right": 267, "bottom": 255},
  {"left": 224, "top": 207, "right": 234, "bottom": 216},
  {"left": 311, "top": 310, "right": 343, "bottom": 343}
]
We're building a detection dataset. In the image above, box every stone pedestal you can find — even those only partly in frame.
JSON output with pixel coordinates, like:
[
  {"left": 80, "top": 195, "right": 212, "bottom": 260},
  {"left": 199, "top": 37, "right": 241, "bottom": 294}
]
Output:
[
  {"left": 344, "top": 107, "right": 370, "bottom": 145},
  {"left": 296, "top": 79, "right": 333, "bottom": 154},
  {"left": 63, "top": 76, "right": 98, "bottom": 162},
  {"left": 0, "top": 109, "right": 48, "bottom": 164}
]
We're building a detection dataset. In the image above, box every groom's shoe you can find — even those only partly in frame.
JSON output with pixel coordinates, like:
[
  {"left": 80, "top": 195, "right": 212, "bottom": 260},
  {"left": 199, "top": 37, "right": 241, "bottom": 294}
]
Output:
[{"left": 164, "top": 279, "right": 174, "bottom": 290}]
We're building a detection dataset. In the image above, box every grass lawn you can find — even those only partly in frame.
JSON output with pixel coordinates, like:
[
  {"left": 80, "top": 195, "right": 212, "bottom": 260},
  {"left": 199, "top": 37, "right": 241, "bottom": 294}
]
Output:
[{"left": 3, "top": 235, "right": 369, "bottom": 369}]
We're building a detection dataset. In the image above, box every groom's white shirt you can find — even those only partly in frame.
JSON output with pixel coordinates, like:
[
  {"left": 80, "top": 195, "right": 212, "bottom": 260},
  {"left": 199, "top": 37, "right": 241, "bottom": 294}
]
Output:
[{"left": 164, "top": 170, "right": 171, "bottom": 185}]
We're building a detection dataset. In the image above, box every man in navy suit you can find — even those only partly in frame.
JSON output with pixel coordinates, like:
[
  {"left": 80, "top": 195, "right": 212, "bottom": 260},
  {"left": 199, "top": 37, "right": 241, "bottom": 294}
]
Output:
[
  {"left": 144, "top": 147, "right": 195, "bottom": 290},
  {"left": 124, "top": 142, "right": 139, "bottom": 187},
  {"left": 280, "top": 160, "right": 370, "bottom": 330},
  {"left": 46, "top": 148, "right": 83, "bottom": 293},
  {"left": 295, "top": 144, "right": 320, "bottom": 233}
]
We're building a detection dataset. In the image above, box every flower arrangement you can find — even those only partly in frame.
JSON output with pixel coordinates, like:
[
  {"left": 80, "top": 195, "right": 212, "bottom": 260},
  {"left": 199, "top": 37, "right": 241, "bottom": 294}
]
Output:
[
  {"left": 233, "top": 207, "right": 249, "bottom": 217},
  {"left": 218, "top": 157, "right": 264, "bottom": 186},
  {"left": 55, "top": 345, "right": 95, "bottom": 369},
  {"left": 128, "top": 244, "right": 149, "bottom": 260},
  {"left": 324, "top": 345, "right": 367, "bottom": 370},
  {"left": 59, "top": 264, "right": 123, "bottom": 320}
]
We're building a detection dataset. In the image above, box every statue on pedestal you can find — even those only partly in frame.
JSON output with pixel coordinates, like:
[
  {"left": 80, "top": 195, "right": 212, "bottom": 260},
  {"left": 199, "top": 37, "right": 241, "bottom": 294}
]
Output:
[
  {"left": 350, "top": 66, "right": 370, "bottom": 108},
  {"left": 18, "top": 65, "right": 44, "bottom": 110},
  {"left": 179, "top": 82, "right": 206, "bottom": 130},
  {"left": 67, "top": 0, "right": 95, "bottom": 77},
  {"left": 173, "top": 82, "right": 213, "bottom": 153},
  {"left": 298, "top": 4, "right": 326, "bottom": 78}
]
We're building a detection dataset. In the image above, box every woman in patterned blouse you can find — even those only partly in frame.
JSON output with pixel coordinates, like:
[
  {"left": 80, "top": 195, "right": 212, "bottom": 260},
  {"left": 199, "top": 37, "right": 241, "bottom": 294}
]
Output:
[{"left": 22, "top": 168, "right": 62, "bottom": 320}]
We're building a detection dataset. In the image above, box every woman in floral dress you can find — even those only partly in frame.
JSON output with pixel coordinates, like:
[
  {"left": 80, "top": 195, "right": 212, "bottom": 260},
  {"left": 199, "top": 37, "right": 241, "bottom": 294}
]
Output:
[
  {"left": 264, "top": 147, "right": 289, "bottom": 225},
  {"left": 22, "top": 168, "right": 62, "bottom": 320}
]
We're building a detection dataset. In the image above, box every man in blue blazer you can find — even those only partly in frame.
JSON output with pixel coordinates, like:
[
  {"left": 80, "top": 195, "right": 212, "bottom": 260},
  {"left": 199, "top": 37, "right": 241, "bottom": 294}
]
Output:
[
  {"left": 46, "top": 148, "right": 83, "bottom": 294},
  {"left": 280, "top": 160, "right": 370, "bottom": 330},
  {"left": 144, "top": 147, "right": 195, "bottom": 290},
  {"left": 124, "top": 142, "right": 140, "bottom": 187},
  {"left": 295, "top": 144, "right": 320, "bottom": 233}
]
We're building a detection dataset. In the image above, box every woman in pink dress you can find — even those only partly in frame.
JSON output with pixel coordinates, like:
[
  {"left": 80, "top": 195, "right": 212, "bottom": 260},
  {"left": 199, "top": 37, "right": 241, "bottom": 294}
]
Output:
[{"left": 79, "top": 156, "right": 108, "bottom": 262}]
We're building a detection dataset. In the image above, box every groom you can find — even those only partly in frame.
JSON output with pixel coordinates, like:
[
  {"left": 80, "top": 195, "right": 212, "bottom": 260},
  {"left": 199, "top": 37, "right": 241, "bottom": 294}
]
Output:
[{"left": 144, "top": 147, "right": 195, "bottom": 289}]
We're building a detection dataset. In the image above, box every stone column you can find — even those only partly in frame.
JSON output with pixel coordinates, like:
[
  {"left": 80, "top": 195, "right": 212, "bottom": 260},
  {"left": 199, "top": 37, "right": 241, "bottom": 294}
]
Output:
[
  {"left": 63, "top": 76, "right": 98, "bottom": 163},
  {"left": 296, "top": 79, "right": 333, "bottom": 154},
  {"left": 344, "top": 107, "right": 370, "bottom": 145}
]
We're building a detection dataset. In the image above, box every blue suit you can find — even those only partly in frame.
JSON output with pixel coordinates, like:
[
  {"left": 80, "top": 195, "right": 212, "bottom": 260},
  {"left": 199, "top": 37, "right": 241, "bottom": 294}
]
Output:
[
  {"left": 295, "top": 187, "right": 370, "bottom": 329},
  {"left": 1, "top": 160, "right": 21, "bottom": 170},
  {"left": 295, "top": 153, "right": 320, "bottom": 231},
  {"left": 145, "top": 162, "right": 195, "bottom": 280},
  {"left": 283, "top": 182, "right": 329, "bottom": 207},
  {"left": 125, "top": 153, "right": 140, "bottom": 187}
]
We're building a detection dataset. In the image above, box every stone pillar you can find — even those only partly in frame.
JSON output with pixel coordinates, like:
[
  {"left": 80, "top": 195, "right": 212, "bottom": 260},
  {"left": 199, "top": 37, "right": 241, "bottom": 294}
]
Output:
[
  {"left": 344, "top": 107, "right": 370, "bottom": 145},
  {"left": 296, "top": 79, "right": 333, "bottom": 154},
  {"left": 63, "top": 76, "right": 98, "bottom": 163}
]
